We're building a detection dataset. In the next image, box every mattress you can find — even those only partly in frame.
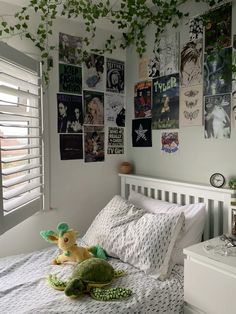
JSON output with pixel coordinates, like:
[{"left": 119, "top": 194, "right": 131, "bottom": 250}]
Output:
[{"left": 0, "top": 240, "right": 184, "bottom": 314}]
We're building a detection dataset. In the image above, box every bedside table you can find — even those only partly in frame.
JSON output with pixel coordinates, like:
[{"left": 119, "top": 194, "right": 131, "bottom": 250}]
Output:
[{"left": 183, "top": 237, "right": 236, "bottom": 314}]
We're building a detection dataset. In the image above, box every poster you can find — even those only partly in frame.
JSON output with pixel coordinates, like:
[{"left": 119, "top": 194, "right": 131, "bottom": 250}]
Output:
[
  {"left": 84, "top": 126, "right": 104, "bottom": 162},
  {"left": 148, "top": 55, "right": 160, "bottom": 78},
  {"left": 138, "top": 57, "right": 148, "bottom": 80},
  {"left": 107, "top": 127, "right": 124, "bottom": 154},
  {"left": 152, "top": 73, "right": 179, "bottom": 129},
  {"left": 180, "top": 39, "right": 203, "bottom": 87},
  {"left": 57, "top": 93, "right": 83, "bottom": 133},
  {"left": 232, "top": 91, "right": 236, "bottom": 129},
  {"left": 159, "top": 32, "right": 179, "bottom": 76},
  {"left": 134, "top": 80, "right": 152, "bottom": 118},
  {"left": 180, "top": 85, "right": 203, "bottom": 127},
  {"left": 204, "top": 47, "right": 232, "bottom": 96},
  {"left": 161, "top": 132, "right": 179, "bottom": 154},
  {"left": 189, "top": 17, "right": 203, "bottom": 41},
  {"left": 82, "top": 53, "right": 105, "bottom": 91},
  {"left": 59, "top": 64, "right": 82, "bottom": 94},
  {"left": 60, "top": 134, "right": 83, "bottom": 160},
  {"left": 105, "top": 93, "right": 125, "bottom": 127},
  {"left": 132, "top": 118, "right": 152, "bottom": 147},
  {"left": 204, "top": 93, "right": 231, "bottom": 139},
  {"left": 106, "top": 58, "right": 125, "bottom": 93},
  {"left": 59, "top": 32, "right": 83, "bottom": 65},
  {"left": 83, "top": 90, "right": 104, "bottom": 125}
]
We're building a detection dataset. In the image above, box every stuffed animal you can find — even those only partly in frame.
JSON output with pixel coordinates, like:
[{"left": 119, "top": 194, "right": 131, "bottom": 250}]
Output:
[{"left": 40, "top": 222, "right": 107, "bottom": 265}]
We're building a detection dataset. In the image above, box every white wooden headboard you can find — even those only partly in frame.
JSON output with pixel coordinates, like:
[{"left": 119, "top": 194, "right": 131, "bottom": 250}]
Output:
[{"left": 119, "top": 174, "right": 233, "bottom": 241}]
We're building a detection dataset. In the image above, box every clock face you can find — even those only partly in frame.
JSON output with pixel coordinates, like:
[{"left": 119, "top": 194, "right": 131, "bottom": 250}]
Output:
[{"left": 210, "top": 173, "right": 225, "bottom": 188}]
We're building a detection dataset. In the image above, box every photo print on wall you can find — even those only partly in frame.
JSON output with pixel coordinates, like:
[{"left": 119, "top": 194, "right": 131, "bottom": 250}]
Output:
[
  {"left": 84, "top": 126, "right": 104, "bottom": 162},
  {"left": 107, "top": 127, "right": 124, "bottom": 154},
  {"left": 152, "top": 73, "right": 179, "bottom": 129},
  {"left": 59, "top": 63, "right": 82, "bottom": 94},
  {"left": 59, "top": 32, "right": 83, "bottom": 65},
  {"left": 83, "top": 90, "right": 104, "bottom": 125},
  {"left": 161, "top": 132, "right": 179, "bottom": 154},
  {"left": 60, "top": 134, "right": 83, "bottom": 160},
  {"left": 106, "top": 58, "right": 125, "bottom": 94},
  {"left": 132, "top": 118, "right": 152, "bottom": 147},
  {"left": 83, "top": 53, "right": 105, "bottom": 91},
  {"left": 105, "top": 93, "right": 125, "bottom": 127},
  {"left": 134, "top": 80, "right": 152, "bottom": 118},
  {"left": 159, "top": 32, "right": 179, "bottom": 76},
  {"left": 189, "top": 17, "right": 203, "bottom": 41}
]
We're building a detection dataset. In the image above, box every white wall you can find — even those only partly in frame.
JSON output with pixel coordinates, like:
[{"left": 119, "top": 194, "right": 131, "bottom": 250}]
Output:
[
  {"left": 0, "top": 1, "right": 126, "bottom": 257},
  {"left": 126, "top": 0, "right": 236, "bottom": 185}
]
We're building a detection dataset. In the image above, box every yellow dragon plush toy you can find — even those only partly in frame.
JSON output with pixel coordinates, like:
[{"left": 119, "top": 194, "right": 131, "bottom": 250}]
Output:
[{"left": 40, "top": 222, "right": 107, "bottom": 265}]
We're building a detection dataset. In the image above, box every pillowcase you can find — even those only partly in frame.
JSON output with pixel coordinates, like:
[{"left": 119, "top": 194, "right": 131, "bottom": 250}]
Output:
[
  {"left": 83, "top": 195, "right": 185, "bottom": 279},
  {"left": 128, "top": 190, "right": 206, "bottom": 265}
]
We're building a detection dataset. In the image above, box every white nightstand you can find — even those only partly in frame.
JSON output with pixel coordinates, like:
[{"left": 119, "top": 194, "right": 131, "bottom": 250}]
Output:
[{"left": 183, "top": 237, "right": 236, "bottom": 314}]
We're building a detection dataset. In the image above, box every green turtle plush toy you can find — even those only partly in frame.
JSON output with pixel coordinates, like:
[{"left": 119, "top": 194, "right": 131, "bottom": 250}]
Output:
[{"left": 48, "top": 258, "right": 132, "bottom": 301}]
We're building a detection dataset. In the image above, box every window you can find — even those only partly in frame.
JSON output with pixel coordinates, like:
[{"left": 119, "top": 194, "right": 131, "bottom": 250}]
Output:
[{"left": 0, "top": 42, "right": 44, "bottom": 235}]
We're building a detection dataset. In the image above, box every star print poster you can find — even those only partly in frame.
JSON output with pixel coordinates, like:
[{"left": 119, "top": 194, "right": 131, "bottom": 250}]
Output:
[{"left": 132, "top": 118, "right": 152, "bottom": 147}]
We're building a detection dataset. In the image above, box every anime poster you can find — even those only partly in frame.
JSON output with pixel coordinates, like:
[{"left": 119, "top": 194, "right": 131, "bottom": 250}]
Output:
[
  {"left": 82, "top": 53, "right": 105, "bottom": 91},
  {"left": 134, "top": 80, "right": 152, "bottom": 118},
  {"left": 189, "top": 17, "right": 203, "bottom": 41},
  {"left": 60, "top": 134, "right": 83, "bottom": 160},
  {"left": 204, "top": 47, "right": 232, "bottom": 96},
  {"left": 59, "top": 64, "right": 82, "bottom": 94},
  {"left": 83, "top": 90, "right": 104, "bottom": 125},
  {"left": 57, "top": 93, "right": 83, "bottom": 133},
  {"left": 204, "top": 3, "right": 232, "bottom": 52},
  {"left": 204, "top": 93, "right": 231, "bottom": 139},
  {"left": 159, "top": 32, "right": 179, "bottom": 76},
  {"left": 105, "top": 93, "right": 125, "bottom": 127},
  {"left": 59, "top": 32, "right": 83, "bottom": 65},
  {"left": 107, "top": 127, "right": 124, "bottom": 154},
  {"left": 132, "top": 118, "right": 152, "bottom": 147},
  {"left": 148, "top": 55, "right": 160, "bottom": 78},
  {"left": 84, "top": 126, "right": 104, "bottom": 162},
  {"left": 161, "top": 132, "right": 179, "bottom": 154},
  {"left": 106, "top": 58, "right": 125, "bottom": 94},
  {"left": 180, "top": 85, "right": 203, "bottom": 127},
  {"left": 152, "top": 73, "right": 179, "bottom": 129},
  {"left": 180, "top": 38, "right": 203, "bottom": 87}
]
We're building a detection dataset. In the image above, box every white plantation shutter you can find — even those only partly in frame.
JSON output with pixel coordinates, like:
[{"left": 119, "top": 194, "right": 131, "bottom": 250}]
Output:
[{"left": 0, "top": 42, "right": 44, "bottom": 235}]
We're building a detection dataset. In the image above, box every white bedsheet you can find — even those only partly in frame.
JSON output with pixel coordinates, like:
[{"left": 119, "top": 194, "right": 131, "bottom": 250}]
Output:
[{"left": 0, "top": 240, "right": 184, "bottom": 314}]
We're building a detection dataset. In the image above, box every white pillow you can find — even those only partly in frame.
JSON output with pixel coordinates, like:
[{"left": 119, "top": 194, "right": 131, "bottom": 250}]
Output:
[
  {"left": 128, "top": 190, "right": 206, "bottom": 265},
  {"left": 83, "top": 195, "right": 185, "bottom": 279}
]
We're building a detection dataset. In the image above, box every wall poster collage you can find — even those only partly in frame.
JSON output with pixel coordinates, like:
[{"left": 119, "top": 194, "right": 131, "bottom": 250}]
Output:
[{"left": 57, "top": 32, "right": 125, "bottom": 161}]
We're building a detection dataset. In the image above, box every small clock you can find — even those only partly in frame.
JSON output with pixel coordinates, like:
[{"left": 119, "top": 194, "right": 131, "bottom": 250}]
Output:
[{"left": 210, "top": 173, "right": 225, "bottom": 188}]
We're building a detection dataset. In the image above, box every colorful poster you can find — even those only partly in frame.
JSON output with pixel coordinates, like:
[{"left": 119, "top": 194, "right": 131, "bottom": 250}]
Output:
[
  {"left": 84, "top": 126, "right": 104, "bottom": 162},
  {"left": 180, "top": 85, "right": 203, "bottom": 127},
  {"left": 132, "top": 118, "right": 152, "bottom": 147},
  {"left": 134, "top": 80, "right": 152, "bottom": 118},
  {"left": 105, "top": 93, "right": 125, "bottom": 127},
  {"left": 180, "top": 39, "right": 203, "bottom": 87},
  {"left": 159, "top": 32, "right": 179, "bottom": 76},
  {"left": 189, "top": 17, "right": 203, "bottom": 41},
  {"left": 59, "top": 32, "right": 83, "bottom": 65},
  {"left": 204, "top": 3, "right": 232, "bottom": 52},
  {"left": 204, "top": 93, "right": 231, "bottom": 139},
  {"left": 57, "top": 93, "right": 83, "bottom": 133},
  {"left": 106, "top": 58, "right": 125, "bottom": 93},
  {"left": 82, "top": 53, "right": 105, "bottom": 91},
  {"left": 60, "top": 134, "right": 83, "bottom": 160},
  {"left": 148, "top": 55, "right": 160, "bottom": 78},
  {"left": 161, "top": 132, "right": 179, "bottom": 154},
  {"left": 107, "top": 127, "right": 124, "bottom": 154},
  {"left": 83, "top": 90, "right": 104, "bottom": 125},
  {"left": 152, "top": 73, "right": 179, "bottom": 129},
  {"left": 204, "top": 47, "right": 232, "bottom": 96},
  {"left": 59, "top": 64, "right": 82, "bottom": 94}
]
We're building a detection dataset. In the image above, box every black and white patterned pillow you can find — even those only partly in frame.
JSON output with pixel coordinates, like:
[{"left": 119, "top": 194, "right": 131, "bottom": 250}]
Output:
[{"left": 83, "top": 195, "right": 185, "bottom": 279}]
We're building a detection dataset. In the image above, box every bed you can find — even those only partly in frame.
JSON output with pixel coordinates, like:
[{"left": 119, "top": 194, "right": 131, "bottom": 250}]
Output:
[{"left": 0, "top": 174, "right": 233, "bottom": 314}]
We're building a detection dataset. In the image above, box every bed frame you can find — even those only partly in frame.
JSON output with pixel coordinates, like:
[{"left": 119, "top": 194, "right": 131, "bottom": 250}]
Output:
[{"left": 119, "top": 174, "right": 234, "bottom": 240}]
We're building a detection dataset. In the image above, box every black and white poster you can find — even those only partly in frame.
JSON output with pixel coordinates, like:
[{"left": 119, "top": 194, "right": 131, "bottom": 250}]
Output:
[
  {"left": 57, "top": 93, "right": 83, "bottom": 133},
  {"left": 107, "top": 127, "right": 124, "bottom": 154},
  {"left": 84, "top": 126, "right": 104, "bottom": 162},
  {"left": 83, "top": 90, "right": 104, "bottom": 125},
  {"left": 204, "top": 93, "right": 231, "bottom": 139},
  {"left": 132, "top": 118, "right": 152, "bottom": 147},
  {"left": 59, "top": 32, "right": 83, "bottom": 65},
  {"left": 59, "top": 64, "right": 82, "bottom": 94},
  {"left": 189, "top": 17, "right": 203, "bottom": 41},
  {"left": 83, "top": 53, "right": 105, "bottom": 90},
  {"left": 159, "top": 32, "right": 179, "bottom": 76},
  {"left": 105, "top": 93, "right": 125, "bottom": 127},
  {"left": 148, "top": 55, "right": 160, "bottom": 78},
  {"left": 60, "top": 134, "right": 83, "bottom": 160},
  {"left": 106, "top": 58, "right": 125, "bottom": 93}
]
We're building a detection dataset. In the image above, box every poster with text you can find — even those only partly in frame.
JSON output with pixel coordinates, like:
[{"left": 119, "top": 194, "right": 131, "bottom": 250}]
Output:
[
  {"left": 105, "top": 93, "right": 125, "bottom": 127},
  {"left": 132, "top": 118, "right": 152, "bottom": 147},
  {"left": 161, "top": 132, "right": 179, "bottom": 154},
  {"left": 180, "top": 85, "right": 203, "bottom": 127},
  {"left": 204, "top": 93, "right": 231, "bottom": 139},
  {"left": 60, "top": 134, "right": 83, "bottom": 160},
  {"left": 59, "top": 64, "right": 82, "bottom": 94},
  {"left": 83, "top": 53, "right": 105, "bottom": 91},
  {"left": 84, "top": 126, "right": 104, "bottom": 162},
  {"left": 148, "top": 55, "right": 160, "bottom": 78},
  {"left": 189, "top": 17, "right": 203, "bottom": 41},
  {"left": 83, "top": 90, "right": 104, "bottom": 125},
  {"left": 159, "top": 32, "right": 179, "bottom": 76},
  {"left": 59, "top": 32, "right": 83, "bottom": 65},
  {"left": 134, "top": 80, "right": 152, "bottom": 118},
  {"left": 152, "top": 73, "right": 179, "bottom": 129},
  {"left": 106, "top": 58, "right": 125, "bottom": 93},
  {"left": 107, "top": 127, "right": 124, "bottom": 154}
]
